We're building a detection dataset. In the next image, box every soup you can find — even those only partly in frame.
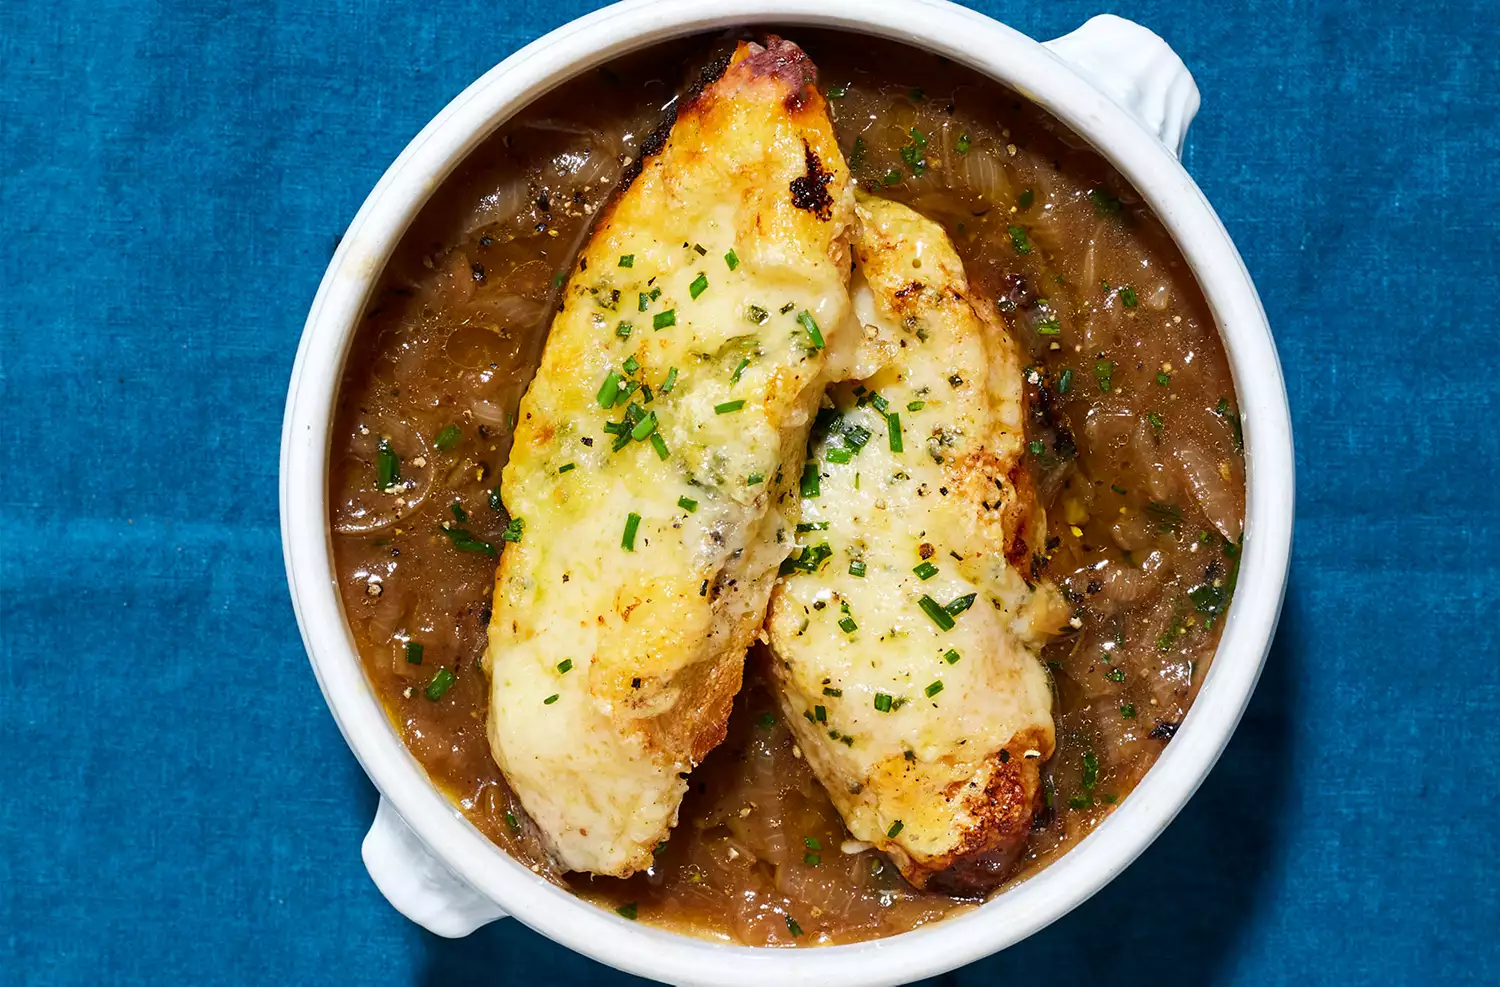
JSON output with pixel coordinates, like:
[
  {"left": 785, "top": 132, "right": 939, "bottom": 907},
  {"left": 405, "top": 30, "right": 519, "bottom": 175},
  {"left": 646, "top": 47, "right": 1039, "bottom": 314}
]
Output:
[{"left": 328, "top": 32, "right": 1244, "bottom": 946}]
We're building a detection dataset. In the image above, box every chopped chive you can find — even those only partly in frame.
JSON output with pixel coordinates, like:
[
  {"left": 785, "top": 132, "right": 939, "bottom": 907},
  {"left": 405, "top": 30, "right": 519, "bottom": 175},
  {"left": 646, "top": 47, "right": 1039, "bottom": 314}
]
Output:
[
  {"left": 1112, "top": 484, "right": 1128, "bottom": 495},
  {"left": 908, "top": 126, "right": 928, "bottom": 148},
  {"left": 955, "top": 133, "right": 971, "bottom": 154},
  {"left": 849, "top": 560, "right": 866, "bottom": 577},
  {"left": 821, "top": 687, "right": 841, "bottom": 698},
  {"left": 814, "top": 704, "right": 826, "bottom": 722},
  {"left": 424, "top": 667, "right": 456, "bottom": 701},
  {"left": 543, "top": 693, "right": 559, "bottom": 705},
  {"left": 615, "top": 321, "right": 633, "bottom": 339},
  {"left": 724, "top": 249, "right": 739, "bottom": 270},
  {"left": 489, "top": 486, "right": 503, "bottom": 512},
  {"left": 630, "top": 411, "right": 657, "bottom": 441},
  {"left": 838, "top": 616, "right": 857, "bottom": 633},
  {"left": 616, "top": 902, "right": 637, "bottom": 920},
  {"left": 623, "top": 355, "right": 639, "bottom": 374},
  {"left": 827, "top": 447, "right": 852, "bottom": 464},
  {"left": 558, "top": 463, "right": 576, "bottom": 474},
  {"left": 731, "top": 357, "right": 750, "bottom": 383},
  {"left": 376, "top": 438, "right": 400, "bottom": 489},
  {"left": 1121, "top": 702, "right": 1137, "bottom": 718},
  {"left": 1157, "top": 372, "right": 1171, "bottom": 386},
  {"left": 692, "top": 243, "right": 707, "bottom": 256},
  {"left": 677, "top": 496, "right": 698, "bottom": 513},
  {"left": 800, "top": 462, "right": 821, "bottom": 498},
  {"left": 803, "top": 852, "right": 821, "bottom": 866},
  {"left": 556, "top": 659, "right": 574, "bottom": 674},
  {"left": 649, "top": 287, "right": 661, "bottom": 301},
  {"left": 1120, "top": 285, "right": 1139, "bottom": 308},
  {"left": 618, "top": 254, "right": 634, "bottom": 268},
  {"left": 1090, "top": 188, "right": 1122, "bottom": 215},
  {"left": 433, "top": 424, "right": 462, "bottom": 450},
  {"left": 505, "top": 812, "right": 519, "bottom": 832},
  {"left": 913, "top": 561, "right": 938, "bottom": 580},
  {"left": 746, "top": 473, "right": 764, "bottom": 485},
  {"left": 945, "top": 593, "right": 977, "bottom": 617},
  {"left": 649, "top": 433, "right": 669, "bottom": 460},
  {"left": 747, "top": 304, "right": 770, "bottom": 325},
  {"left": 500, "top": 517, "right": 524, "bottom": 543},
  {"left": 661, "top": 366, "right": 679, "bottom": 393},
  {"left": 1095, "top": 359, "right": 1115, "bottom": 392},
  {"left": 796, "top": 310, "right": 824, "bottom": 349},
  {"left": 870, "top": 393, "right": 889, "bottom": 413},
  {"left": 925, "top": 680, "right": 944, "bottom": 698},
  {"left": 918, "top": 595, "right": 956, "bottom": 630},
  {"left": 638, "top": 292, "right": 650, "bottom": 312},
  {"left": 1148, "top": 411, "right": 1164, "bottom": 433},
  {"left": 1082, "top": 752, "right": 1099, "bottom": 791},
  {"left": 1058, "top": 368, "right": 1074, "bottom": 394},
  {"left": 785, "top": 916, "right": 803, "bottom": 937},
  {"left": 1009, "top": 225, "right": 1032, "bottom": 254},
  {"left": 597, "top": 372, "right": 621, "bottom": 408},
  {"left": 886, "top": 412, "right": 903, "bottom": 452},
  {"left": 796, "top": 521, "right": 829, "bottom": 532},
  {"left": 622, "top": 512, "right": 641, "bottom": 551},
  {"left": 689, "top": 273, "right": 709, "bottom": 299},
  {"left": 714, "top": 400, "right": 745, "bottom": 414},
  {"left": 1018, "top": 188, "right": 1035, "bottom": 209},
  {"left": 450, "top": 502, "right": 468, "bottom": 523},
  {"left": 826, "top": 83, "right": 848, "bottom": 99},
  {"left": 1107, "top": 667, "right": 1126, "bottom": 683},
  {"left": 1036, "top": 319, "right": 1062, "bottom": 336},
  {"left": 553, "top": 272, "right": 565, "bottom": 289},
  {"left": 843, "top": 424, "right": 871, "bottom": 452},
  {"left": 906, "top": 400, "right": 925, "bottom": 412},
  {"left": 886, "top": 820, "right": 904, "bottom": 838},
  {"left": 943, "top": 649, "right": 960, "bottom": 664},
  {"left": 882, "top": 169, "right": 903, "bottom": 186},
  {"left": 440, "top": 526, "right": 498, "bottom": 557},
  {"left": 873, "top": 693, "right": 893, "bottom": 712},
  {"left": 404, "top": 641, "right": 424, "bottom": 665},
  {"left": 1029, "top": 440, "right": 1045, "bottom": 455},
  {"left": 653, "top": 309, "right": 676, "bottom": 330}
]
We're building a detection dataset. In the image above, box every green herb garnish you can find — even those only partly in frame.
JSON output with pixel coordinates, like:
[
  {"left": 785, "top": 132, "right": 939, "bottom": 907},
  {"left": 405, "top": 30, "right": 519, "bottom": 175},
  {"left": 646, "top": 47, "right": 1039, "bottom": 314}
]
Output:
[
  {"left": 689, "top": 273, "right": 709, "bottom": 299},
  {"left": 616, "top": 903, "right": 638, "bottom": 920},
  {"left": 424, "top": 668, "right": 456, "bottom": 701},
  {"left": 800, "top": 462, "right": 821, "bottom": 498},
  {"left": 1094, "top": 359, "right": 1114, "bottom": 392},
  {"left": 618, "top": 254, "right": 634, "bottom": 268},
  {"left": 925, "top": 680, "right": 944, "bottom": 698},
  {"left": 440, "top": 526, "right": 497, "bottom": 556},
  {"left": 1009, "top": 225, "right": 1032, "bottom": 254},
  {"left": 433, "top": 424, "right": 461, "bottom": 451},
  {"left": 714, "top": 400, "right": 745, "bottom": 414},
  {"left": 848, "top": 560, "right": 866, "bottom": 578},
  {"left": 886, "top": 412, "right": 903, "bottom": 452},
  {"left": 955, "top": 133, "right": 971, "bottom": 154},
  {"left": 797, "top": 310, "right": 824, "bottom": 349},
  {"left": 874, "top": 693, "right": 893, "bottom": 713},
  {"left": 943, "top": 649, "right": 960, "bottom": 664},
  {"left": 913, "top": 561, "right": 938, "bottom": 580},
  {"left": 724, "top": 249, "right": 739, "bottom": 270},
  {"left": 622, "top": 512, "right": 641, "bottom": 551},
  {"left": 918, "top": 595, "right": 955, "bottom": 630},
  {"left": 376, "top": 438, "right": 400, "bottom": 489},
  {"left": 678, "top": 496, "right": 697, "bottom": 513},
  {"left": 404, "top": 641, "right": 424, "bottom": 665},
  {"left": 1120, "top": 285, "right": 1139, "bottom": 307},
  {"left": 653, "top": 309, "right": 676, "bottom": 330},
  {"left": 886, "top": 820, "right": 904, "bottom": 838}
]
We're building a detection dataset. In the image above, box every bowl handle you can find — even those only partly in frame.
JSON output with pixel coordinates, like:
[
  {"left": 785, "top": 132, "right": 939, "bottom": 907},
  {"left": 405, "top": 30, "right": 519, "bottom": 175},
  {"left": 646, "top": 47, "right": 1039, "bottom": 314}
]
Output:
[
  {"left": 362, "top": 796, "right": 509, "bottom": 937},
  {"left": 1043, "top": 14, "right": 1201, "bottom": 159}
]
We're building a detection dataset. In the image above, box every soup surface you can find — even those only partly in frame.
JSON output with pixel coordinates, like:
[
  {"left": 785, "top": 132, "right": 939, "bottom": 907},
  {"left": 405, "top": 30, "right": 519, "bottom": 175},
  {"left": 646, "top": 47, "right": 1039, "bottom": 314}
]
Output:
[{"left": 329, "top": 33, "right": 1244, "bottom": 946}]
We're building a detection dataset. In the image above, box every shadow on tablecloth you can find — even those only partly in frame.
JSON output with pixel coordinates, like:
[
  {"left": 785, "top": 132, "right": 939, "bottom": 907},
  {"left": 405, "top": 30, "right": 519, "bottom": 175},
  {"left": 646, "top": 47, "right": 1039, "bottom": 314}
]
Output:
[{"left": 414, "top": 578, "right": 1304, "bottom": 986}]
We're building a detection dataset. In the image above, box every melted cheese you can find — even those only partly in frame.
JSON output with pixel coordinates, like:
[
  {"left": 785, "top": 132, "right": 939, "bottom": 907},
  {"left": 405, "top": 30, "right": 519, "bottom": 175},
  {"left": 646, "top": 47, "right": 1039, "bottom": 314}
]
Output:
[
  {"left": 764, "top": 194, "right": 1067, "bottom": 888},
  {"left": 485, "top": 39, "right": 853, "bottom": 877}
]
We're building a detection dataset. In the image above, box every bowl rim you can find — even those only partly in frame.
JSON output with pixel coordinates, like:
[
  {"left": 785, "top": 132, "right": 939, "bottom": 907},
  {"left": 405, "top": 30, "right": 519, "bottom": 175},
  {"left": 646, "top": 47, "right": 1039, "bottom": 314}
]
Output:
[{"left": 280, "top": 0, "right": 1295, "bottom": 983}]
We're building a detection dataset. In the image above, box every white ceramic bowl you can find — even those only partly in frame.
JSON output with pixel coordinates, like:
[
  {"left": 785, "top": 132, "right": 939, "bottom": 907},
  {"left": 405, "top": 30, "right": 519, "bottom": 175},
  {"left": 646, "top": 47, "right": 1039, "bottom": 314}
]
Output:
[{"left": 280, "top": 1, "right": 1295, "bottom": 983}]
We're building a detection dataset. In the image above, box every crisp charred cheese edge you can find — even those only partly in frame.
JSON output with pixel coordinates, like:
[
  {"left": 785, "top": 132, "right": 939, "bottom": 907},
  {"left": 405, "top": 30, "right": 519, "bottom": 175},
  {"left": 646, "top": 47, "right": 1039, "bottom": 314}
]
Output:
[
  {"left": 485, "top": 39, "right": 853, "bottom": 877},
  {"left": 766, "top": 194, "right": 1066, "bottom": 871}
]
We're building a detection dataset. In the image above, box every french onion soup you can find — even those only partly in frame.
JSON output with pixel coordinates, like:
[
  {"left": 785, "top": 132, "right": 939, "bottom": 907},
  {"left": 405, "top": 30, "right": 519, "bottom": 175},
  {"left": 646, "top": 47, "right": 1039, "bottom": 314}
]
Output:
[{"left": 329, "top": 32, "right": 1244, "bottom": 946}]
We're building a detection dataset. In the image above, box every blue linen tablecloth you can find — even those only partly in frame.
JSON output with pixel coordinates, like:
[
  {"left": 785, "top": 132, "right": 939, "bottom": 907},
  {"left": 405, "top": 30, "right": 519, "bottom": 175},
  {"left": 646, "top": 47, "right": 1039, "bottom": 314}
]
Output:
[{"left": 2, "top": 0, "right": 1497, "bottom": 983}]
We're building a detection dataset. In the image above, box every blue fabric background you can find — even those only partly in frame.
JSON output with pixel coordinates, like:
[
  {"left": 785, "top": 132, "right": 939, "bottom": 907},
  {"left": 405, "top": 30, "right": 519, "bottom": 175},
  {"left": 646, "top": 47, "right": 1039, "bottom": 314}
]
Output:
[{"left": 2, "top": 0, "right": 1497, "bottom": 983}]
